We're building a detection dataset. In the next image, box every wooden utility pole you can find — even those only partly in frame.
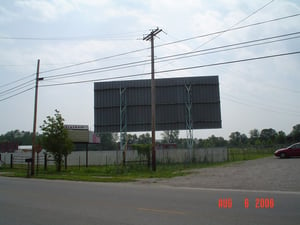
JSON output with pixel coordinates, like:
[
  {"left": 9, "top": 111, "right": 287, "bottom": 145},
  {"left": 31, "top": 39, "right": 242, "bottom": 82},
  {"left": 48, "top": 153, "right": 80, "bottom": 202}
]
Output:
[
  {"left": 31, "top": 59, "right": 42, "bottom": 176},
  {"left": 143, "top": 28, "right": 162, "bottom": 171}
]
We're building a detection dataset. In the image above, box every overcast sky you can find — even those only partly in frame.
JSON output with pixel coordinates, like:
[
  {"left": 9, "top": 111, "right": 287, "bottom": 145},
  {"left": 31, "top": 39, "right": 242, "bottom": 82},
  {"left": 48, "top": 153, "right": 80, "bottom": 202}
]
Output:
[{"left": 0, "top": 0, "right": 299, "bottom": 140}]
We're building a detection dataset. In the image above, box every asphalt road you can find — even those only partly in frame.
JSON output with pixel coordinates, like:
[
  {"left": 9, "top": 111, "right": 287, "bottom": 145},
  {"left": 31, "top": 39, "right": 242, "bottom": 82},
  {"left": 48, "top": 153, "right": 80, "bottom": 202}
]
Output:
[{"left": 0, "top": 177, "right": 300, "bottom": 225}]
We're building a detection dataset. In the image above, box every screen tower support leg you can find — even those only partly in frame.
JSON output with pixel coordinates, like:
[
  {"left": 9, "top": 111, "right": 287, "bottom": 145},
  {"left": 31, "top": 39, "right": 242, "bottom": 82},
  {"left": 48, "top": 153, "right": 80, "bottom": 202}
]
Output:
[
  {"left": 185, "top": 83, "right": 194, "bottom": 162},
  {"left": 119, "top": 87, "right": 127, "bottom": 166}
]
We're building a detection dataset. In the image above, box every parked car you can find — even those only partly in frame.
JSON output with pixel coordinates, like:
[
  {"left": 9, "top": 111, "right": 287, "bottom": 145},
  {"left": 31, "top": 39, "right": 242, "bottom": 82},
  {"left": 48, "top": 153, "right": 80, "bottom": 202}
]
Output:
[{"left": 274, "top": 143, "right": 300, "bottom": 158}]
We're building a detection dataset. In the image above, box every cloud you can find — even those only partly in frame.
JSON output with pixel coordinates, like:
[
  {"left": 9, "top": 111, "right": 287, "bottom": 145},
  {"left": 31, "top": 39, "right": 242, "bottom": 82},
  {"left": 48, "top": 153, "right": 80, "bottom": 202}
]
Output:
[
  {"left": 0, "top": 5, "right": 18, "bottom": 23},
  {"left": 15, "top": 0, "right": 76, "bottom": 22}
]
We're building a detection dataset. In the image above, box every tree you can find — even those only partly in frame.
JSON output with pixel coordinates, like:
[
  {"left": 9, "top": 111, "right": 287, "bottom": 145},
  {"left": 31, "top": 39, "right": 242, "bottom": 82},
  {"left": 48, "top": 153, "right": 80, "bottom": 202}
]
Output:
[
  {"left": 260, "top": 128, "right": 277, "bottom": 146},
  {"left": 229, "top": 132, "right": 241, "bottom": 147},
  {"left": 249, "top": 129, "right": 260, "bottom": 145},
  {"left": 289, "top": 124, "right": 300, "bottom": 142},
  {"left": 0, "top": 130, "right": 40, "bottom": 145},
  {"left": 99, "top": 133, "right": 118, "bottom": 150},
  {"left": 202, "top": 135, "right": 227, "bottom": 147},
  {"left": 137, "top": 133, "right": 151, "bottom": 144},
  {"left": 276, "top": 131, "right": 287, "bottom": 144},
  {"left": 161, "top": 130, "right": 179, "bottom": 143},
  {"left": 127, "top": 134, "right": 138, "bottom": 144},
  {"left": 40, "top": 110, "right": 73, "bottom": 172},
  {"left": 131, "top": 144, "right": 151, "bottom": 167}
]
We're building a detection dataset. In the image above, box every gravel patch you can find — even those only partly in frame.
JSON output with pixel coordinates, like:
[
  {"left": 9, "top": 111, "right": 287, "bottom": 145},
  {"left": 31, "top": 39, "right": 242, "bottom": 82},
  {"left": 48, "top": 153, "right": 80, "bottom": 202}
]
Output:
[{"left": 141, "top": 157, "right": 300, "bottom": 191}]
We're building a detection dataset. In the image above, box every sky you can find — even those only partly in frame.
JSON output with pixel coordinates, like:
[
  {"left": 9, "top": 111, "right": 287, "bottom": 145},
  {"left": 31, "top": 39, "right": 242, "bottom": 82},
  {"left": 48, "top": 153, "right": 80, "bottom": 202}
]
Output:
[{"left": 0, "top": 0, "right": 299, "bottom": 140}]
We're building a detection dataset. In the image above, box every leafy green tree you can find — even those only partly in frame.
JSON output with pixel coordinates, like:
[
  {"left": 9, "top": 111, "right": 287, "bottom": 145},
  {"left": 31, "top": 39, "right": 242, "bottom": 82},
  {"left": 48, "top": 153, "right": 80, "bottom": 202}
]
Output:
[
  {"left": 229, "top": 132, "right": 241, "bottom": 147},
  {"left": 99, "top": 133, "right": 118, "bottom": 150},
  {"left": 0, "top": 130, "right": 40, "bottom": 145},
  {"left": 137, "top": 133, "right": 151, "bottom": 144},
  {"left": 260, "top": 128, "right": 277, "bottom": 146},
  {"left": 161, "top": 130, "right": 179, "bottom": 143},
  {"left": 40, "top": 110, "right": 73, "bottom": 172},
  {"left": 276, "top": 131, "right": 287, "bottom": 144},
  {"left": 249, "top": 129, "right": 260, "bottom": 145},
  {"left": 127, "top": 134, "right": 138, "bottom": 144},
  {"left": 202, "top": 135, "right": 227, "bottom": 147},
  {"left": 131, "top": 144, "right": 151, "bottom": 167},
  {"left": 289, "top": 124, "right": 300, "bottom": 142}
]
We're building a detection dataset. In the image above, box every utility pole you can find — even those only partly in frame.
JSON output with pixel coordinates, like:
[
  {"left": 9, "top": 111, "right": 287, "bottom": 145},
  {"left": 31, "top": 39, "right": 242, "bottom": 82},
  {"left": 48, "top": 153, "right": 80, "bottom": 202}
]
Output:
[
  {"left": 143, "top": 27, "right": 162, "bottom": 171},
  {"left": 31, "top": 59, "right": 43, "bottom": 176}
]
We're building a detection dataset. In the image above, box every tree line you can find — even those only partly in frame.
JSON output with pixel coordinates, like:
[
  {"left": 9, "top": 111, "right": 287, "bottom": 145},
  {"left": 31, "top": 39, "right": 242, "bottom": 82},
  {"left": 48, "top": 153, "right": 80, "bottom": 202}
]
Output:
[{"left": 1, "top": 124, "right": 299, "bottom": 150}]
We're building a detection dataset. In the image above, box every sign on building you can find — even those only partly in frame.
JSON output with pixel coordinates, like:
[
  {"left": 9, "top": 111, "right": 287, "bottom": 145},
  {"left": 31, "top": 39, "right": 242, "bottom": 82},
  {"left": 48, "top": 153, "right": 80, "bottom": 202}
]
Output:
[{"left": 64, "top": 124, "right": 89, "bottom": 143}]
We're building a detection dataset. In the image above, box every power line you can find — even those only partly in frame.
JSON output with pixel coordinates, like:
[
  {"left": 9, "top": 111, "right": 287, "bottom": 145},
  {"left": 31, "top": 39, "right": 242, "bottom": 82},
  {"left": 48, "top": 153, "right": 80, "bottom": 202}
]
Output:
[
  {"left": 2, "top": 13, "right": 299, "bottom": 90},
  {"left": 39, "top": 47, "right": 150, "bottom": 75},
  {"left": 222, "top": 93, "right": 300, "bottom": 117},
  {"left": 0, "top": 80, "right": 34, "bottom": 97},
  {"left": 155, "top": 32, "right": 300, "bottom": 64},
  {"left": 156, "top": 13, "right": 300, "bottom": 49},
  {"left": 155, "top": 51, "right": 300, "bottom": 75},
  {"left": 2, "top": 31, "right": 299, "bottom": 98},
  {"left": 43, "top": 59, "right": 150, "bottom": 81},
  {"left": 38, "top": 51, "right": 300, "bottom": 88},
  {"left": 0, "top": 30, "right": 147, "bottom": 41},
  {"left": 0, "top": 73, "right": 35, "bottom": 89},
  {"left": 2, "top": 13, "right": 299, "bottom": 98},
  {"left": 193, "top": 0, "right": 275, "bottom": 51},
  {"left": 38, "top": 13, "right": 300, "bottom": 75},
  {"left": 1, "top": 51, "right": 299, "bottom": 102},
  {"left": 0, "top": 87, "right": 34, "bottom": 102},
  {"left": 41, "top": 32, "right": 300, "bottom": 81}
]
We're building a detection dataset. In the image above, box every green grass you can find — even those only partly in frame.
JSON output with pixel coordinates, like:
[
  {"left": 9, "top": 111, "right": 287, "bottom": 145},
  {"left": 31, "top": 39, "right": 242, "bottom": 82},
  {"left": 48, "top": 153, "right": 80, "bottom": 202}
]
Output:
[
  {"left": 0, "top": 148, "right": 273, "bottom": 182},
  {"left": 0, "top": 162, "right": 230, "bottom": 182},
  {"left": 228, "top": 147, "right": 274, "bottom": 161}
]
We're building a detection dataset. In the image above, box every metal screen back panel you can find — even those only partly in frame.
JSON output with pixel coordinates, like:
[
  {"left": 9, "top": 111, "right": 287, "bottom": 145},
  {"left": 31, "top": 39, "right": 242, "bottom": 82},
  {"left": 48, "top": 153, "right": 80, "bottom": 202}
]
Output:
[{"left": 94, "top": 76, "right": 221, "bottom": 132}]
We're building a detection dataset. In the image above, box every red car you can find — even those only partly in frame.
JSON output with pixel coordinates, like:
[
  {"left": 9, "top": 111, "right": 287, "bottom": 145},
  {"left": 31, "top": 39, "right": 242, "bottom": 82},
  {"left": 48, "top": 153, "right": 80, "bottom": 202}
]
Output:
[{"left": 274, "top": 143, "right": 300, "bottom": 158}]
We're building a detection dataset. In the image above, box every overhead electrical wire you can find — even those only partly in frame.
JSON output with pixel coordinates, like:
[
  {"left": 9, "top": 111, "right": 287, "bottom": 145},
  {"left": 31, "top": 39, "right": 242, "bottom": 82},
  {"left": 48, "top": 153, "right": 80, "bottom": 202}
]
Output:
[
  {"left": 35, "top": 51, "right": 300, "bottom": 89},
  {"left": 37, "top": 13, "right": 300, "bottom": 75},
  {"left": 222, "top": 93, "right": 300, "bottom": 117},
  {"left": 156, "top": 13, "right": 300, "bottom": 49},
  {"left": 0, "top": 73, "right": 35, "bottom": 89},
  {"left": 192, "top": 0, "right": 275, "bottom": 51},
  {"left": 41, "top": 31, "right": 300, "bottom": 81},
  {"left": 154, "top": 32, "right": 300, "bottom": 64},
  {"left": 1, "top": 13, "right": 299, "bottom": 102},
  {"left": 1, "top": 33, "right": 299, "bottom": 101},
  {"left": 2, "top": 13, "right": 299, "bottom": 89},
  {"left": 0, "top": 87, "right": 35, "bottom": 102},
  {"left": 0, "top": 79, "right": 35, "bottom": 96},
  {"left": 0, "top": 30, "right": 148, "bottom": 41}
]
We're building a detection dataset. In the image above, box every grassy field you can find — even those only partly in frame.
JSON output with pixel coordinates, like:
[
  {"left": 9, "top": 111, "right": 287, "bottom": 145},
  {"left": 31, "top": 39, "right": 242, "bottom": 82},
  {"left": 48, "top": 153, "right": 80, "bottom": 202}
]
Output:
[{"left": 0, "top": 148, "right": 274, "bottom": 182}]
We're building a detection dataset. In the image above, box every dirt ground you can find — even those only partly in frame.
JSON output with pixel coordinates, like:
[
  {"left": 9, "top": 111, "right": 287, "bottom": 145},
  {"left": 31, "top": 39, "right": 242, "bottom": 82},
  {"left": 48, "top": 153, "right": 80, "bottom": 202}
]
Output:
[{"left": 138, "top": 157, "right": 300, "bottom": 191}]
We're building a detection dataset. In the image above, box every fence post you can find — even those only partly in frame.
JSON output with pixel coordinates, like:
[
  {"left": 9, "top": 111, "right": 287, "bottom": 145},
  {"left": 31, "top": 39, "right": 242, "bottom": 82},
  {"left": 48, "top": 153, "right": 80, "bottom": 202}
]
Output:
[
  {"left": 44, "top": 153, "right": 47, "bottom": 171},
  {"left": 10, "top": 154, "right": 13, "bottom": 169},
  {"left": 79, "top": 156, "right": 81, "bottom": 170},
  {"left": 36, "top": 153, "right": 39, "bottom": 175}
]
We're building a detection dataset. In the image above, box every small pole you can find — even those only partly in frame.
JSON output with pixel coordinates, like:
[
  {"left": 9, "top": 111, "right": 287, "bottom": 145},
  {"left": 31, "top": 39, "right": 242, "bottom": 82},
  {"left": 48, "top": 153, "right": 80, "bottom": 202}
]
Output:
[
  {"left": 44, "top": 153, "right": 47, "bottom": 171},
  {"left": 31, "top": 59, "right": 42, "bottom": 176},
  {"left": 10, "top": 154, "right": 13, "bottom": 169},
  {"left": 86, "top": 143, "right": 88, "bottom": 167},
  {"left": 79, "top": 155, "right": 81, "bottom": 170},
  {"left": 36, "top": 152, "right": 39, "bottom": 175}
]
